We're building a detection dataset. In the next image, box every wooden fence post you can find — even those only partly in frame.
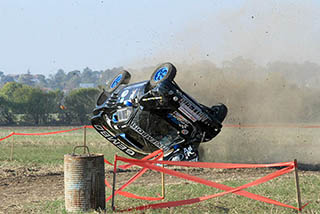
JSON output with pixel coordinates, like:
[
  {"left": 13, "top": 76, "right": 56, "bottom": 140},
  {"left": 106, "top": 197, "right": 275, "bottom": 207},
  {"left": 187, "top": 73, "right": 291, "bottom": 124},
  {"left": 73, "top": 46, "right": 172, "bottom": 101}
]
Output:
[
  {"left": 294, "top": 159, "right": 302, "bottom": 214},
  {"left": 111, "top": 155, "right": 118, "bottom": 211},
  {"left": 161, "top": 158, "right": 165, "bottom": 199},
  {"left": 83, "top": 126, "right": 87, "bottom": 154},
  {"left": 10, "top": 133, "right": 14, "bottom": 161}
]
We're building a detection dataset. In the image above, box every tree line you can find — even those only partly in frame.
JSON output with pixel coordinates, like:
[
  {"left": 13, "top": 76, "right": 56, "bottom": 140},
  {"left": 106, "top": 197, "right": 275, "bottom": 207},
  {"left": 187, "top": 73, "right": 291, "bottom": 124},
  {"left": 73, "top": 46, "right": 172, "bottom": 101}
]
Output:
[
  {"left": 2, "top": 58, "right": 320, "bottom": 126},
  {"left": 0, "top": 82, "right": 100, "bottom": 126},
  {"left": 0, "top": 66, "right": 126, "bottom": 126},
  {"left": 0, "top": 67, "right": 124, "bottom": 92}
]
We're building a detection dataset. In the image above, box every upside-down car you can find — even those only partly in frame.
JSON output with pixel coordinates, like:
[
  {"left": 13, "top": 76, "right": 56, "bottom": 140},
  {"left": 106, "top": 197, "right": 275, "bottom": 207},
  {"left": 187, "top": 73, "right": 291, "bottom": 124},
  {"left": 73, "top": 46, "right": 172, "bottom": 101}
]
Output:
[{"left": 91, "top": 63, "right": 227, "bottom": 161}]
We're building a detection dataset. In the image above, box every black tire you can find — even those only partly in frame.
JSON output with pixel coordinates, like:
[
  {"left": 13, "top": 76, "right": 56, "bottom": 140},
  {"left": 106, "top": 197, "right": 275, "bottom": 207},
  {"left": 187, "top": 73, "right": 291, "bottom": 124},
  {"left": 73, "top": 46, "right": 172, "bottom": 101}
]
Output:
[
  {"left": 150, "top": 62, "right": 176, "bottom": 87},
  {"left": 106, "top": 70, "right": 131, "bottom": 93},
  {"left": 211, "top": 103, "right": 228, "bottom": 123},
  {"left": 96, "top": 89, "right": 109, "bottom": 106}
]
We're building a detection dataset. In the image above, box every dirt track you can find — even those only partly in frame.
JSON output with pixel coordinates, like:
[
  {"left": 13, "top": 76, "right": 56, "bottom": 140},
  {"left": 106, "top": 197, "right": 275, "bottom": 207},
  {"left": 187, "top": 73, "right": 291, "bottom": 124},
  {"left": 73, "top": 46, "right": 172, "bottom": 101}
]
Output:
[
  {"left": 0, "top": 173, "right": 64, "bottom": 213},
  {"left": 0, "top": 167, "right": 214, "bottom": 213},
  {"left": 0, "top": 165, "right": 319, "bottom": 213}
]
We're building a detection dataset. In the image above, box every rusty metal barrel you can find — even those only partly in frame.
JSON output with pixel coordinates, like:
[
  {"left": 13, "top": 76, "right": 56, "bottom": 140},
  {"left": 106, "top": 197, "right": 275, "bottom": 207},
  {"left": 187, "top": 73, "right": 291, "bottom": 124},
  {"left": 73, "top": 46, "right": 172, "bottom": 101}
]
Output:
[{"left": 64, "top": 146, "right": 105, "bottom": 212}]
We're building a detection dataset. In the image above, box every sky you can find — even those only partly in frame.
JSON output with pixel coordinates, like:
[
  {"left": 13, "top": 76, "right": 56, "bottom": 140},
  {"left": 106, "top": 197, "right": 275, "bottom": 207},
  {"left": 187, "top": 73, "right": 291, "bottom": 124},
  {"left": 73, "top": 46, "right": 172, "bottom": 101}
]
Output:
[{"left": 0, "top": 0, "right": 319, "bottom": 75}]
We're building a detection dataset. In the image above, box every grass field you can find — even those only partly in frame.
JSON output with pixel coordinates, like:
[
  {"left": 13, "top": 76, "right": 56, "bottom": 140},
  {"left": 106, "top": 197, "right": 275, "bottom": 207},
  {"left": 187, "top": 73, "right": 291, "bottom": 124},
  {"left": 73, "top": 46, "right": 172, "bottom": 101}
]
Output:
[
  {"left": 1, "top": 126, "right": 320, "bottom": 213},
  {"left": 0, "top": 126, "right": 120, "bottom": 164},
  {"left": 22, "top": 175, "right": 320, "bottom": 214}
]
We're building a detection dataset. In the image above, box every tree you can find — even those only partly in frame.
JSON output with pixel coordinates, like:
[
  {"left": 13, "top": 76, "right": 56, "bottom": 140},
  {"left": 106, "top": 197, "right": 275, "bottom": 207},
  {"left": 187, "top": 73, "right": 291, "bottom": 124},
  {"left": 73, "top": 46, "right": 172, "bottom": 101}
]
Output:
[
  {"left": 63, "top": 88, "right": 100, "bottom": 124},
  {"left": 18, "top": 72, "right": 35, "bottom": 86},
  {"left": 81, "top": 67, "right": 97, "bottom": 83},
  {"left": 0, "top": 82, "right": 24, "bottom": 112},
  {"left": 65, "top": 70, "right": 81, "bottom": 91},
  {"left": 19, "top": 87, "right": 65, "bottom": 125},
  {"left": 0, "top": 95, "right": 15, "bottom": 125},
  {"left": 35, "top": 74, "right": 48, "bottom": 88},
  {"left": 48, "top": 69, "right": 66, "bottom": 90},
  {"left": 0, "top": 82, "right": 63, "bottom": 125},
  {"left": 0, "top": 82, "right": 25, "bottom": 124}
]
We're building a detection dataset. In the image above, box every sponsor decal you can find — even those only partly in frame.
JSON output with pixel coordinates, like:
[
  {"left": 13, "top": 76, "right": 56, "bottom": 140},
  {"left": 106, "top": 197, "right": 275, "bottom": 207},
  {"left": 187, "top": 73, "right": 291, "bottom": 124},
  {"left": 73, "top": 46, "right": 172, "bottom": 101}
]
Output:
[
  {"left": 178, "top": 106, "right": 197, "bottom": 122},
  {"left": 130, "top": 122, "right": 167, "bottom": 151},
  {"left": 173, "top": 111, "right": 190, "bottom": 124},
  {"left": 167, "top": 114, "right": 180, "bottom": 125},
  {"left": 184, "top": 145, "right": 195, "bottom": 158},
  {"left": 179, "top": 95, "right": 211, "bottom": 122},
  {"left": 167, "top": 112, "right": 189, "bottom": 129},
  {"left": 93, "top": 124, "right": 135, "bottom": 156}
]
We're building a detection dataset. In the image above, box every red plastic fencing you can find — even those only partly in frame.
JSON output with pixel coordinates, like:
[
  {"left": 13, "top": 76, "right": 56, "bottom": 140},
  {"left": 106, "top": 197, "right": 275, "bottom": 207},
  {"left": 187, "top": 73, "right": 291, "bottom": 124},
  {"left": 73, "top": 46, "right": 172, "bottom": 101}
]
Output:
[
  {"left": 0, "top": 125, "right": 93, "bottom": 142},
  {"left": 107, "top": 151, "right": 309, "bottom": 212},
  {"left": 0, "top": 125, "right": 312, "bottom": 211},
  {"left": 224, "top": 124, "right": 320, "bottom": 128},
  {"left": 1, "top": 124, "right": 320, "bottom": 142},
  {"left": 105, "top": 150, "right": 165, "bottom": 203}
]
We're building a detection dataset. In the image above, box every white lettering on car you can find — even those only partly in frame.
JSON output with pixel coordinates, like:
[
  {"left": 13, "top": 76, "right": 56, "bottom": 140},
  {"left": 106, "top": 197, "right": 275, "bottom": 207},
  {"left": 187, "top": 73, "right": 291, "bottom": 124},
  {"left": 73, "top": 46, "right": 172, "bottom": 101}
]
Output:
[
  {"left": 179, "top": 95, "right": 211, "bottom": 122},
  {"left": 130, "top": 122, "right": 167, "bottom": 151},
  {"left": 93, "top": 124, "right": 135, "bottom": 156}
]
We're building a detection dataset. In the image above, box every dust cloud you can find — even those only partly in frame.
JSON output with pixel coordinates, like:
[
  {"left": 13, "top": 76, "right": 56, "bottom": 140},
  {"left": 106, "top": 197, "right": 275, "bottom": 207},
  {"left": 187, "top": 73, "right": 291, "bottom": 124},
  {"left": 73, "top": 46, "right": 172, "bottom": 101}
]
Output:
[
  {"left": 126, "top": 1, "right": 320, "bottom": 165},
  {"left": 128, "top": 1, "right": 320, "bottom": 69},
  {"left": 131, "top": 59, "right": 320, "bottom": 124},
  {"left": 129, "top": 59, "right": 320, "bottom": 166},
  {"left": 128, "top": 0, "right": 320, "bottom": 123}
]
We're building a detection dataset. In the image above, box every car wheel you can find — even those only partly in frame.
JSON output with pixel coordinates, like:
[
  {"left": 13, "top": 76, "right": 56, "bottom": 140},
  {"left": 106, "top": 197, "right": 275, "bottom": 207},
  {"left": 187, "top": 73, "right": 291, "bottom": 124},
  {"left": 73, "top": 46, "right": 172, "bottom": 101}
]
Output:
[
  {"left": 149, "top": 62, "right": 176, "bottom": 87},
  {"left": 96, "top": 89, "right": 109, "bottom": 106},
  {"left": 211, "top": 103, "right": 228, "bottom": 123},
  {"left": 106, "top": 70, "right": 131, "bottom": 93}
]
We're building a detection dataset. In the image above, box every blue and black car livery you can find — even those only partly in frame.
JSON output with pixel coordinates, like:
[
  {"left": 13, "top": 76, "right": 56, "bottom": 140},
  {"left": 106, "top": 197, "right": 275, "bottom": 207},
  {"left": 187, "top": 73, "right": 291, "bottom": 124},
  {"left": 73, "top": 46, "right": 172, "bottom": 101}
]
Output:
[{"left": 91, "top": 62, "right": 227, "bottom": 161}]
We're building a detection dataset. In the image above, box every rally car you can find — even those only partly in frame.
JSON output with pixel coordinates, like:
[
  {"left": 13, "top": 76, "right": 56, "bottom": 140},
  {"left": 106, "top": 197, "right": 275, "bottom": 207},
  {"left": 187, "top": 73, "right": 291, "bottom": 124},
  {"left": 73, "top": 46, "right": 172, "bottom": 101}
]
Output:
[{"left": 91, "top": 62, "right": 227, "bottom": 161}]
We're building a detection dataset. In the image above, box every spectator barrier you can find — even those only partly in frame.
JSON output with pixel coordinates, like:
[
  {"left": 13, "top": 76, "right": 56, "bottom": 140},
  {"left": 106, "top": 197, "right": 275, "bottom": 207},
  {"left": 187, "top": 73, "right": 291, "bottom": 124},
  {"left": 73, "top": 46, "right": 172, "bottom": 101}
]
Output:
[
  {"left": 108, "top": 151, "right": 309, "bottom": 212},
  {"left": 1, "top": 124, "right": 320, "bottom": 142},
  {"left": 0, "top": 125, "right": 314, "bottom": 212}
]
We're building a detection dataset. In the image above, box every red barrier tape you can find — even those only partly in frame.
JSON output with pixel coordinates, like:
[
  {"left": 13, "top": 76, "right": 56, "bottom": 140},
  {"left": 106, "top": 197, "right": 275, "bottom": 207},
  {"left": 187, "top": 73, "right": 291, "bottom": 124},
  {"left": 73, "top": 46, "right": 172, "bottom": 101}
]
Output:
[
  {"left": 0, "top": 125, "right": 310, "bottom": 211},
  {"left": 0, "top": 126, "right": 92, "bottom": 142},
  {"left": 117, "top": 158, "right": 294, "bottom": 169},
  {"left": 118, "top": 149, "right": 164, "bottom": 170},
  {"left": 103, "top": 150, "right": 164, "bottom": 187},
  {"left": 1, "top": 123, "right": 320, "bottom": 142},
  {"left": 103, "top": 150, "right": 164, "bottom": 178},
  {"left": 104, "top": 150, "right": 165, "bottom": 202},
  {"left": 0, "top": 132, "right": 15, "bottom": 142},
  {"left": 224, "top": 124, "right": 320, "bottom": 128},
  {"left": 120, "top": 165, "right": 296, "bottom": 212},
  {"left": 13, "top": 127, "right": 84, "bottom": 136},
  {"left": 104, "top": 159, "right": 113, "bottom": 166},
  {"left": 112, "top": 155, "right": 307, "bottom": 212},
  {"left": 106, "top": 158, "right": 163, "bottom": 202}
]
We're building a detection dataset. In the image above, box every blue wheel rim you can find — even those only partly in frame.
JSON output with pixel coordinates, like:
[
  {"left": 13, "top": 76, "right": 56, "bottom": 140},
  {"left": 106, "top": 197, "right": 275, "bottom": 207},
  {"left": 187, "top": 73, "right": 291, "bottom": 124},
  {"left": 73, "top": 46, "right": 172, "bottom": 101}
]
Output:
[
  {"left": 110, "top": 74, "right": 123, "bottom": 89},
  {"left": 153, "top": 67, "right": 168, "bottom": 81}
]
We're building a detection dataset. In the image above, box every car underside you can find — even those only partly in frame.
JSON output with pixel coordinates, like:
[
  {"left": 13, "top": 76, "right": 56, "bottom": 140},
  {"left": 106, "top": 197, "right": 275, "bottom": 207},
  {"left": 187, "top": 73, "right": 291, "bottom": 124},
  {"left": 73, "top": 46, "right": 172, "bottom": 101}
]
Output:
[{"left": 91, "top": 62, "right": 227, "bottom": 161}]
